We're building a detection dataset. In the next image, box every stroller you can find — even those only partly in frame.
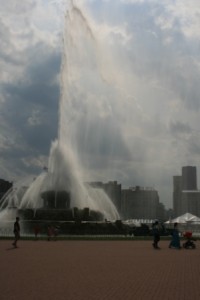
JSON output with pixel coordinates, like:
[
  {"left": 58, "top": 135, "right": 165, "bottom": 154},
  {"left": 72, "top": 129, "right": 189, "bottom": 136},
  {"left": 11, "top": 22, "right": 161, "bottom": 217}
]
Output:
[{"left": 182, "top": 231, "right": 196, "bottom": 249}]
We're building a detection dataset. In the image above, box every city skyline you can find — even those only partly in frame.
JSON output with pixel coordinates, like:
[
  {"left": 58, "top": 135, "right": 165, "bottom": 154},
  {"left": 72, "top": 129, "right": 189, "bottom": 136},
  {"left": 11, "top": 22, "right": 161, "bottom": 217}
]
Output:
[
  {"left": 1, "top": 165, "right": 199, "bottom": 213},
  {"left": 1, "top": 0, "right": 200, "bottom": 209}
]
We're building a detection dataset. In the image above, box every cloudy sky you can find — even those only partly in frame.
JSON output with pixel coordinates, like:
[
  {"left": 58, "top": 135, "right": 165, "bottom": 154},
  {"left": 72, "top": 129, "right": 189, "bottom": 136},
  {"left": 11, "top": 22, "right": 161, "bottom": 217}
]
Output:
[{"left": 1, "top": 0, "right": 200, "bottom": 209}]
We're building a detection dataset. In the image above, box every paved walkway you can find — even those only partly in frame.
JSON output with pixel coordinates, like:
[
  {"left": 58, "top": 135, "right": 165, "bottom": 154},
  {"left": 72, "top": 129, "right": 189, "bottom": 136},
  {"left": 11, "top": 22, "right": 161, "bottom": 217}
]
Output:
[{"left": 0, "top": 240, "right": 200, "bottom": 300}]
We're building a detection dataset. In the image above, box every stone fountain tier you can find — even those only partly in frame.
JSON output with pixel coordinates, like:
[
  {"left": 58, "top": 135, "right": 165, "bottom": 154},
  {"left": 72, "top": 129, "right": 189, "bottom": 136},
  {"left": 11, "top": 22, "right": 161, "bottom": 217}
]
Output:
[
  {"left": 41, "top": 190, "right": 71, "bottom": 209},
  {"left": 18, "top": 206, "right": 104, "bottom": 222}
]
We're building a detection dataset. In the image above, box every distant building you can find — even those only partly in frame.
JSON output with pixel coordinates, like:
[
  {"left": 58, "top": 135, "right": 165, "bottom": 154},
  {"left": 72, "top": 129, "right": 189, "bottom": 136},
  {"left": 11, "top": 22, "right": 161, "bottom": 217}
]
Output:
[
  {"left": 104, "top": 181, "right": 121, "bottom": 213},
  {"left": 88, "top": 181, "right": 122, "bottom": 213},
  {"left": 181, "top": 191, "right": 200, "bottom": 215},
  {"left": 157, "top": 202, "right": 167, "bottom": 221},
  {"left": 173, "top": 175, "right": 182, "bottom": 216},
  {"left": 0, "top": 178, "right": 13, "bottom": 200},
  {"left": 121, "top": 186, "right": 160, "bottom": 220},
  {"left": 88, "top": 182, "right": 166, "bottom": 220},
  {"left": 173, "top": 166, "right": 200, "bottom": 217}
]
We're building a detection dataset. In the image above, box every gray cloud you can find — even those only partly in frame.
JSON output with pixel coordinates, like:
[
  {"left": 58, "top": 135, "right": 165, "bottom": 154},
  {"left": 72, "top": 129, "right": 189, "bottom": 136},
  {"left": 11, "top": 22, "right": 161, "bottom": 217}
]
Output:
[
  {"left": 170, "top": 121, "right": 192, "bottom": 137},
  {"left": 0, "top": 44, "right": 60, "bottom": 177}
]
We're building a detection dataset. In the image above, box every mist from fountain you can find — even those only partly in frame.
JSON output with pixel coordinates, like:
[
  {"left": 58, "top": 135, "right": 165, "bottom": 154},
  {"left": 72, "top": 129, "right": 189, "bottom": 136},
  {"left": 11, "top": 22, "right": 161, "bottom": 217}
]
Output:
[{"left": 0, "top": 0, "right": 120, "bottom": 222}]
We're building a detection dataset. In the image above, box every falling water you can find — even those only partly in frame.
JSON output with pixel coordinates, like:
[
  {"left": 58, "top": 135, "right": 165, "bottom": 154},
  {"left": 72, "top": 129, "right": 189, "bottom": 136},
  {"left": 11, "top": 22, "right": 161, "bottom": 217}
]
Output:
[{"left": 0, "top": 0, "right": 119, "bottom": 222}]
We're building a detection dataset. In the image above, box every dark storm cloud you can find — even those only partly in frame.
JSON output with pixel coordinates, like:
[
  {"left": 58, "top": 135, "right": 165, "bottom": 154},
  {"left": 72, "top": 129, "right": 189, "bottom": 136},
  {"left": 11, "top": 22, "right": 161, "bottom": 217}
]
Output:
[
  {"left": 3, "top": 47, "right": 61, "bottom": 107},
  {"left": 0, "top": 0, "right": 63, "bottom": 180},
  {"left": 0, "top": 48, "right": 61, "bottom": 172},
  {"left": 0, "top": 147, "right": 41, "bottom": 176}
]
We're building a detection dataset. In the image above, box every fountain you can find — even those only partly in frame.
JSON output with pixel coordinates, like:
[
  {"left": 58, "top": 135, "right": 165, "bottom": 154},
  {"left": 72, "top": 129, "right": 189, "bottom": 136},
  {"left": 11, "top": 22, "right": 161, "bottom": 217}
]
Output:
[{"left": 0, "top": 1, "right": 120, "bottom": 233}]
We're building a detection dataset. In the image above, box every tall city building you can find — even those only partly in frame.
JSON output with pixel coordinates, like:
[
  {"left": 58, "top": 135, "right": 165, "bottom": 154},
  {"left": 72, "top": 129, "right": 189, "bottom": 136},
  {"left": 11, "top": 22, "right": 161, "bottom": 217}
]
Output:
[
  {"left": 182, "top": 166, "right": 197, "bottom": 190},
  {"left": 173, "top": 166, "right": 200, "bottom": 217}
]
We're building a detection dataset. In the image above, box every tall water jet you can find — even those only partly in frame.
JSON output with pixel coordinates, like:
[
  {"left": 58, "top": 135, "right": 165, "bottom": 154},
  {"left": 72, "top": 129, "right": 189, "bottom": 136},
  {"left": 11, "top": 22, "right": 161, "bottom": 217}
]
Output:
[{"left": 0, "top": 0, "right": 120, "bottom": 226}]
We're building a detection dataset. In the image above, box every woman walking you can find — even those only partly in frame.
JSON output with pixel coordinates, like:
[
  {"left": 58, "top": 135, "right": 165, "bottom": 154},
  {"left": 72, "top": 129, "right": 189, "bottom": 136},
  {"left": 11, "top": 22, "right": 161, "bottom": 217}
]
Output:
[{"left": 169, "top": 222, "right": 181, "bottom": 249}]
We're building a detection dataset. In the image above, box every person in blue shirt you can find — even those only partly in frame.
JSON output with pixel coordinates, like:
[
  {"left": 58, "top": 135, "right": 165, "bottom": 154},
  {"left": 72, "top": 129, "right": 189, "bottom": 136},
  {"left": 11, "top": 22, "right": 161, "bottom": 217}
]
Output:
[{"left": 169, "top": 222, "right": 181, "bottom": 249}]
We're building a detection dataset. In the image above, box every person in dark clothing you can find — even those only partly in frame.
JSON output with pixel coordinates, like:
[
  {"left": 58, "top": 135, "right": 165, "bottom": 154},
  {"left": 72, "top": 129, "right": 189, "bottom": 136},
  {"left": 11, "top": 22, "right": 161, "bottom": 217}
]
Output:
[
  {"left": 169, "top": 222, "right": 181, "bottom": 249},
  {"left": 152, "top": 221, "right": 160, "bottom": 249},
  {"left": 12, "top": 217, "right": 20, "bottom": 248}
]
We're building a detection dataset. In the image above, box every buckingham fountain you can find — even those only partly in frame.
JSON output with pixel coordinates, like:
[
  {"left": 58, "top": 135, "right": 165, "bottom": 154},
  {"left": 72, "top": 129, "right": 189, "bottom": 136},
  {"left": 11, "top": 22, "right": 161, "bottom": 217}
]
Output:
[{"left": 0, "top": 1, "right": 120, "bottom": 234}]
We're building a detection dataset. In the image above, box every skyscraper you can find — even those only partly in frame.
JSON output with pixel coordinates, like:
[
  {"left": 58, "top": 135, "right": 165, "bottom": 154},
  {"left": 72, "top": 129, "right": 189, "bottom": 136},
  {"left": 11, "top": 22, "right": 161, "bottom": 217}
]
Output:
[
  {"left": 182, "top": 166, "right": 197, "bottom": 190},
  {"left": 173, "top": 166, "right": 200, "bottom": 217}
]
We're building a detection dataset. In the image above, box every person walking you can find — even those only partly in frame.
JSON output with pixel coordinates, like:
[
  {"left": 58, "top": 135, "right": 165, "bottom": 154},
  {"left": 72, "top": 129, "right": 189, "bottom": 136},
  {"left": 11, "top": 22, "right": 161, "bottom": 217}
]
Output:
[
  {"left": 169, "top": 222, "right": 181, "bottom": 249},
  {"left": 12, "top": 217, "right": 20, "bottom": 248},
  {"left": 152, "top": 220, "right": 160, "bottom": 249}
]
